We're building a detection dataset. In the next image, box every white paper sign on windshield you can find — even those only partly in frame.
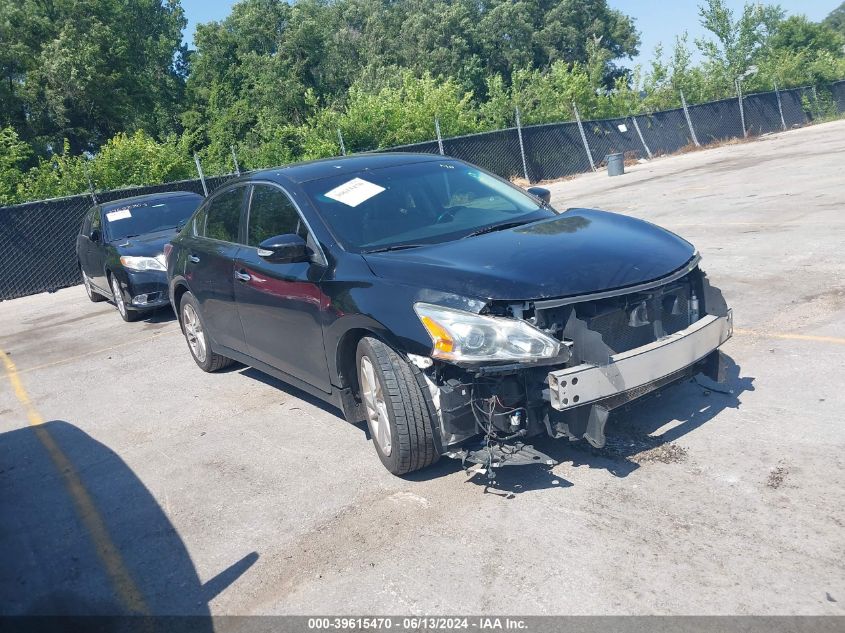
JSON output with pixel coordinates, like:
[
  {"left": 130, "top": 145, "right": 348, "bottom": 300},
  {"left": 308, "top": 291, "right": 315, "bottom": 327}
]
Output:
[
  {"left": 324, "top": 178, "right": 385, "bottom": 207},
  {"left": 106, "top": 208, "right": 132, "bottom": 222}
]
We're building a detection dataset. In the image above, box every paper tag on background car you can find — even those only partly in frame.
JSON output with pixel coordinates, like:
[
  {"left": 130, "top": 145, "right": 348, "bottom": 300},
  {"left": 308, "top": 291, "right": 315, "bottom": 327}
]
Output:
[
  {"left": 106, "top": 208, "right": 132, "bottom": 222},
  {"left": 324, "top": 178, "right": 385, "bottom": 207}
]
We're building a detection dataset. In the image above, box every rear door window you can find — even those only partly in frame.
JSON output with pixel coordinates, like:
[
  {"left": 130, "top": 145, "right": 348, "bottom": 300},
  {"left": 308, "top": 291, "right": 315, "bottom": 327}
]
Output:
[
  {"left": 204, "top": 187, "right": 246, "bottom": 243},
  {"left": 246, "top": 185, "right": 304, "bottom": 247}
]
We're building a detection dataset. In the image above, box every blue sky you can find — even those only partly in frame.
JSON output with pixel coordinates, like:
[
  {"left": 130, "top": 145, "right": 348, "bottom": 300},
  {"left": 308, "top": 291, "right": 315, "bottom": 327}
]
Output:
[{"left": 180, "top": 0, "right": 838, "bottom": 67}]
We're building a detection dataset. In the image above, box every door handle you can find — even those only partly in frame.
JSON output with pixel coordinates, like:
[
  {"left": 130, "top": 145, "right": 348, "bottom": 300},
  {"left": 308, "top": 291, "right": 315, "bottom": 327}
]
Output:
[
  {"left": 189, "top": 255, "right": 200, "bottom": 263},
  {"left": 234, "top": 271, "right": 251, "bottom": 282}
]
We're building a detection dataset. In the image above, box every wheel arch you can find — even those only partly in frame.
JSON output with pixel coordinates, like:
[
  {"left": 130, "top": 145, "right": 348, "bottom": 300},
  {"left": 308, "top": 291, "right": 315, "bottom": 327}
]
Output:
[
  {"left": 104, "top": 266, "right": 118, "bottom": 292},
  {"left": 171, "top": 280, "right": 191, "bottom": 328},
  {"left": 336, "top": 327, "right": 383, "bottom": 397},
  {"left": 331, "top": 319, "right": 408, "bottom": 395}
]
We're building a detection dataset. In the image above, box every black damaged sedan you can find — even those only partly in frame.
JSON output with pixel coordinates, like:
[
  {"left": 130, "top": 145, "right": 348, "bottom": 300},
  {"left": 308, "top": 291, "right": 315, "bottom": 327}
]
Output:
[
  {"left": 167, "top": 154, "right": 732, "bottom": 475},
  {"left": 77, "top": 191, "right": 203, "bottom": 321}
]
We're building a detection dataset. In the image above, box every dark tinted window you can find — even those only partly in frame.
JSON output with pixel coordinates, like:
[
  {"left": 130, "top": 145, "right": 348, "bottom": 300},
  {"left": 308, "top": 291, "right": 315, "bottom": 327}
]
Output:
[
  {"left": 81, "top": 207, "right": 94, "bottom": 235},
  {"left": 301, "top": 160, "right": 553, "bottom": 252},
  {"left": 191, "top": 205, "right": 207, "bottom": 237},
  {"left": 104, "top": 195, "right": 201, "bottom": 241},
  {"left": 247, "top": 185, "right": 303, "bottom": 247},
  {"left": 204, "top": 188, "right": 245, "bottom": 243}
]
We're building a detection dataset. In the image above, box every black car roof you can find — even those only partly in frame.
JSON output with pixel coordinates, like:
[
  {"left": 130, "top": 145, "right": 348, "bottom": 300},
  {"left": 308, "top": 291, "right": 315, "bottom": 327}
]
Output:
[
  {"left": 101, "top": 190, "right": 204, "bottom": 211},
  {"left": 247, "top": 152, "right": 447, "bottom": 185}
]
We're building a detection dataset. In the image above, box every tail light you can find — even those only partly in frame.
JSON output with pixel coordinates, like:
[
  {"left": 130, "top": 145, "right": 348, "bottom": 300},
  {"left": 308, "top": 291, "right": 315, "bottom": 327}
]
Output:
[{"left": 163, "top": 243, "right": 174, "bottom": 263}]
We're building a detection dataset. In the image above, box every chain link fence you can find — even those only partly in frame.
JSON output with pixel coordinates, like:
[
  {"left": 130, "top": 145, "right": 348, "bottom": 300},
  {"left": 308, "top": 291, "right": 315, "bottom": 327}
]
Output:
[
  {"left": 389, "top": 84, "right": 839, "bottom": 182},
  {"left": 0, "top": 174, "right": 237, "bottom": 301},
  {"left": 1, "top": 81, "right": 843, "bottom": 301}
]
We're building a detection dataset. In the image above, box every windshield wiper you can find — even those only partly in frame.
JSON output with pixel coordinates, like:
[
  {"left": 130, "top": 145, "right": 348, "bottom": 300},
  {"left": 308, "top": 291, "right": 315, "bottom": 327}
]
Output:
[
  {"left": 364, "top": 243, "right": 427, "bottom": 254},
  {"left": 461, "top": 220, "right": 533, "bottom": 239}
]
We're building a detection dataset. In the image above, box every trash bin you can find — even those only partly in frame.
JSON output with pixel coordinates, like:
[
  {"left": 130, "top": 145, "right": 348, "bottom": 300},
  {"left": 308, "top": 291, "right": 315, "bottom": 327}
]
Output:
[{"left": 607, "top": 153, "right": 625, "bottom": 177}]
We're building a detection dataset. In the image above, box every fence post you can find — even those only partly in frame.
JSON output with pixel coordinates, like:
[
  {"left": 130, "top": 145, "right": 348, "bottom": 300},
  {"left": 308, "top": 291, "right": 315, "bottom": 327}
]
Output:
[
  {"left": 435, "top": 117, "right": 445, "bottom": 156},
  {"left": 84, "top": 163, "right": 98, "bottom": 204},
  {"left": 514, "top": 107, "right": 531, "bottom": 182},
  {"left": 630, "top": 115, "right": 652, "bottom": 159},
  {"left": 735, "top": 79, "right": 747, "bottom": 138},
  {"left": 572, "top": 103, "right": 596, "bottom": 172},
  {"left": 337, "top": 129, "right": 346, "bottom": 156},
  {"left": 193, "top": 152, "right": 209, "bottom": 197},
  {"left": 811, "top": 86, "right": 823, "bottom": 119},
  {"left": 679, "top": 90, "right": 701, "bottom": 147},
  {"left": 774, "top": 82, "right": 787, "bottom": 131},
  {"left": 231, "top": 145, "right": 241, "bottom": 176}
]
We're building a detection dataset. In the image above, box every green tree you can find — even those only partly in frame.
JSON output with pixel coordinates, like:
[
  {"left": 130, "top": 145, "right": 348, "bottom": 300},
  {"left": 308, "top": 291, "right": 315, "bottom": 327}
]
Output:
[
  {"left": 696, "top": 0, "right": 785, "bottom": 80},
  {"left": 770, "top": 15, "right": 845, "bottom": 56},
  {"left": 824, "top": 2, "right": 845, "bottom": 37},
  {"left": 183, "top": 0, "right": 642, "bottom": 163},
  {"left": 90, "top": 130, "right": 194, "bottom": 190},
  {"left": 302, "top": 71, "right": 481, "bottom": 158},
  {"left": 17, "top": 140, "right": 90, "bottom": 202},
  {"left": 0, "top": 0, "right": 187, "bottom": 155},
  {"left": 536, "top": 0, "right": 640, "bottom": 83},
  {"left": 0, "top": 127, "right": 31, "bottom": 205}
]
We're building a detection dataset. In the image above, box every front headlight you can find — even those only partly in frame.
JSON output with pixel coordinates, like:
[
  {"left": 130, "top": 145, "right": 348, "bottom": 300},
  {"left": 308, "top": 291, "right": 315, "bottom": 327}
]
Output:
[
  {"left": 414, "top": 302, "right": 561, "bottom": 363},
  {"left": 120, "top": 255, "right": 166, "bottom": 272}
]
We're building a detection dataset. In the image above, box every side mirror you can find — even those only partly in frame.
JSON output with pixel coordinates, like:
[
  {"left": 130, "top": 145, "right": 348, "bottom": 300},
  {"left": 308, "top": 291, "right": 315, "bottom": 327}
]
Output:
[
  {"left": 526, "top": 186, "right": 551, "bottom": 204},
  {"left": 89, "top": 229, "right": 101, "bottom": 243},
  {"left": 257, "top": 234, "right": 309, "bottom": 263}
]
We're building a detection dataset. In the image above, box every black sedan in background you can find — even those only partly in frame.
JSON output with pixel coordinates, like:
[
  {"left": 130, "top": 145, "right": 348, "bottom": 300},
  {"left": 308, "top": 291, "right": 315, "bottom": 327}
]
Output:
[
  {"left": 167, "top": 154, "right": 732, "bottom": 476},
  {"left": 77, "top": 191, "right": 204, "bottom": 321}
]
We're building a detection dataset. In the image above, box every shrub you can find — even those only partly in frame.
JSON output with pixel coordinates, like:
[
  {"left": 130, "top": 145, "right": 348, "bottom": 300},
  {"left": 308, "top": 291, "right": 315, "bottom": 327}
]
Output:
[{"left": 0, "top": 127, "right": 31, "bottom": 205}]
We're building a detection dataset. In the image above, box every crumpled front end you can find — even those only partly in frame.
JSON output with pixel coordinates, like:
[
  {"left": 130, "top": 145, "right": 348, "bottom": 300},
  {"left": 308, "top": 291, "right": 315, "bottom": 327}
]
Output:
[{"left": 416, "top": 264, "right": 732, "bottom": 468}]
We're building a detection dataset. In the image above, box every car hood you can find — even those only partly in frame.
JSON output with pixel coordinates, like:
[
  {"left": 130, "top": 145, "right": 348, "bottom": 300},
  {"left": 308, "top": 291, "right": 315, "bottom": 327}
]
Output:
[
  {"left": 111, "top": 228, "right": 177, "bottom": 257},
  {"left": 362, "top": 209, "right": 697, "bottom": 301}
]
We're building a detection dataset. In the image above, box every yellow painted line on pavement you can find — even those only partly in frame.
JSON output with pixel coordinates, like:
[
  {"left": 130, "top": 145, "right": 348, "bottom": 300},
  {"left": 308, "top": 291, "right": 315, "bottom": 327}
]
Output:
[
  {"left": 734, "top": 328, "right": 845, "bottom": 345},
  {"left": 0, "top": 348, "right": 150, "bottom": 615}
]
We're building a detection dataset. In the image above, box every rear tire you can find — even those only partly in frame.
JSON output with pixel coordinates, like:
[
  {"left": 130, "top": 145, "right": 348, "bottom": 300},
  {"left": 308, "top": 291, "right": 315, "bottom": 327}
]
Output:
[
  {"left": 81, "top": 267, "right": 107, "bottom": 302},
  {"left": 356, "top": 337, "right": 439, "bottom": 475},
  {"left": 179, "top": 291, "right": 233, "bottom": 372}
]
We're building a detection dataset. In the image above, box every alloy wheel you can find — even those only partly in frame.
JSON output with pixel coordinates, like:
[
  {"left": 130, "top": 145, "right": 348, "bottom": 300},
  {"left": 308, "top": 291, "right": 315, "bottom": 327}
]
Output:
[
  {"left": 359, "top": 355, "right": 392, "bottom": 456},
  {"left": 182, "top": 303, "right": 207, "bottom": 363},
  {"left": 111, "top": 276, "right": 127, "bottom": 318},
  {"left": 82, "top": 271, "right": 94, "bottom": 299}
]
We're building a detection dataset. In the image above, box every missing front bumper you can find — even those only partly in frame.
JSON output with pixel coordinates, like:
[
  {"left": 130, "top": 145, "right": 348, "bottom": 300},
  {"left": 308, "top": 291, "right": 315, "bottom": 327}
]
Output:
[{"left": 546, "top": 312, "right": 732, "bottom": 412}]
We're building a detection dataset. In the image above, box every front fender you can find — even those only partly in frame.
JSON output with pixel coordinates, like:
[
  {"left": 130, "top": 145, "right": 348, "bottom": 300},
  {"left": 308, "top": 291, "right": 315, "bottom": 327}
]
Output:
[{"left": 321, "top": 279, "right": 486, "bottom": 386}]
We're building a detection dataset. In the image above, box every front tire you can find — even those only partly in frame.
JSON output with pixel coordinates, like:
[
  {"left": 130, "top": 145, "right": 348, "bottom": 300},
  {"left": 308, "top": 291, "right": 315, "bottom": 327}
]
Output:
[
  {"left": 356, "top": 337, "right": 439, "bottom": 475},
  {"left": 179, "top": 291, "right": 233, "bottom": 372},
  {"left": 110, "top": 274, "right": 141, "bottom": 322}
]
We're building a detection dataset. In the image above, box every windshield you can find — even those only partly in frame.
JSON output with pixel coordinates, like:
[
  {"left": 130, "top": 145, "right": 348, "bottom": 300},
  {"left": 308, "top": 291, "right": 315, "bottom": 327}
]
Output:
[
  {"left": 302, "top": 160, "right": 557, "bottom": 252},
  {"left": 104, "top": 196, "right": 202, "bottom": 241}
]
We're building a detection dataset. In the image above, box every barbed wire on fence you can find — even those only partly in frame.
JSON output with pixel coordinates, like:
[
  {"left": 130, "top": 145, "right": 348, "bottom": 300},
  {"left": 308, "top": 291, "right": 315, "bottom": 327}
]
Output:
[{"left": 1, "top": 80, "right": 844, "bottom": 302}]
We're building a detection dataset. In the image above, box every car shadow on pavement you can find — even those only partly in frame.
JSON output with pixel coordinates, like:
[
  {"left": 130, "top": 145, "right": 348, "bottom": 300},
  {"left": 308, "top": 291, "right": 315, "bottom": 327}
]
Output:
[
  {"left": 462, "top": 354, "right": 754, "bottom": 496},
  {"left": 0, "top": 420, "right": 257, "bottom": 619},
  {"left": 143, "top": 306, "right": 178, "bottom": 324},
  {"left": 238, "top": 354, "right": 753, "bottom": 498},
  {"left": 238, "top": 366, "right": 347, "bottom": 418},
  {"left": 566, "top": 354, "right": 754, "bottom": 466}
]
